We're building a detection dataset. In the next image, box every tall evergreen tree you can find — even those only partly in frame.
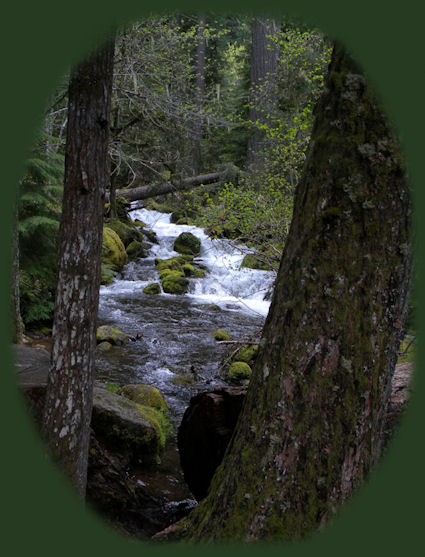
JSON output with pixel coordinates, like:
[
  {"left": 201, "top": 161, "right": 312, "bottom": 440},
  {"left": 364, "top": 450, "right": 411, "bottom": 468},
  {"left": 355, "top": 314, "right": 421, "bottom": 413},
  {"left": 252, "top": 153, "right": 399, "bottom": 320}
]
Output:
[
  {"left": 41, "top": 38, "right": 115, "bottom": 497},
  {"left": 246, "top": 17, "right": 280, "bottom": 170},
  {"left": 189, "top": 14, "right": 207, "bottom": 175},
  {"left": 172, "top": 43, "right": 411, "bottom": 542}
]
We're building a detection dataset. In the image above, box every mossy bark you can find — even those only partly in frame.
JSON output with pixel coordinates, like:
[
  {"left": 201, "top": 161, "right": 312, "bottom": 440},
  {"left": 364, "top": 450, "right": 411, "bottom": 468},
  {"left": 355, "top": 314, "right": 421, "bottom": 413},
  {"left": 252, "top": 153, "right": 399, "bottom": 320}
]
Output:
[
  {"left": 178, "top": 44, "right": 411, "bottom": 542},
  {"left": 41, "top": 39, "right": 115, "bottom": 498}
]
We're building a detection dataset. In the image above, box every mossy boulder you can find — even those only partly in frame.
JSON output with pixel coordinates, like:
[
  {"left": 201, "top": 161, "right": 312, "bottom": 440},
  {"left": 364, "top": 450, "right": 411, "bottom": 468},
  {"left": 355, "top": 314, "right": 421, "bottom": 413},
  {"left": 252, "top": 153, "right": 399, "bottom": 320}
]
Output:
[
  {"left": 173, "top": 232, "right": 201, "bottom": 256},
  {"left": 143, "top": 282, "right": 161, "bottom": 295},
  {"left": 155, "top": 256, "right": 185, "bottom": 272},
  {"left": 155, "top": 256, "right": 206, "bottom": 293},
  {"left": 193, "top": 269, "right": 206, "bottom": 278},
  {"left": 232, "top": 344, "right": 259, "bottom": 366},
  {"left": 182, "top": 263, "right": 195, "bottom": 276},
  {"left": 117, "top": 384, "right": 172, "bottom": 451},
  {"left": 142, "top": 228, "right": 158, "bottom": 244},
  {"left": 96, "top": 325, "right": 128, "bottom": 346},
  {"left": 118, "top": 384, "right": 168, "bottom": 413},
  {"left": 240, "top": 254, "right": 272, "bottom": 271},
  {"left": 105, "top": 218, "right": 144, "bottom": 248},
  {"left": 102, "top": 227, "right": 128, "bottom": 271},
  {"left": 213, "top": 329, "right": 230, "bottom": 341},
  {"left": 161, "top": 270, "right": 189, "bottom": 295},
  {"left": 97, "top": 341, "right": 113, "bottom": 353},
  {"left": 126, "top": 240, "right": 145, "bottom": 260},
  {"left": 227, "top": 361, "right": 252, "bottom": 382},
  {"left": 91, "top": 386, "right": 162, "bottom": 466}
]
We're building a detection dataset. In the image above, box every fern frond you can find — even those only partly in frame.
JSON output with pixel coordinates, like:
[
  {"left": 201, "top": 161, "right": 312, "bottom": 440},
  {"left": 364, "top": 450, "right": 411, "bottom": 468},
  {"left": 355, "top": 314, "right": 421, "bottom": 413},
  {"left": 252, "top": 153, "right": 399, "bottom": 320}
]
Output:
[{"left": 18, "top": 215, "right": 60, "bottom": 234}]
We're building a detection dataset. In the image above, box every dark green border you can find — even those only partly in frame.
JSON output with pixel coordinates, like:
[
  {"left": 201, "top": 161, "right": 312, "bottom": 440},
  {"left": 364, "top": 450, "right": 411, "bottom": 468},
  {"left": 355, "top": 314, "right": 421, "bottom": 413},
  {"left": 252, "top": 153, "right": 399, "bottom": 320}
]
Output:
[{"left": 2, "top": 1, "right": 423, "bottom": 555}]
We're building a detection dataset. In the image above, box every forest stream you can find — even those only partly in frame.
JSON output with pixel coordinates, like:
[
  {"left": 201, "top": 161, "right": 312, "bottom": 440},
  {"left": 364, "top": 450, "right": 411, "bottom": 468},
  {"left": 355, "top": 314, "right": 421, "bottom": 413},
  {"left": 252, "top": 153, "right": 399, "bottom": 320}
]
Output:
[{"left": 95, "top": 207, "right": 276, "bottom": 511}]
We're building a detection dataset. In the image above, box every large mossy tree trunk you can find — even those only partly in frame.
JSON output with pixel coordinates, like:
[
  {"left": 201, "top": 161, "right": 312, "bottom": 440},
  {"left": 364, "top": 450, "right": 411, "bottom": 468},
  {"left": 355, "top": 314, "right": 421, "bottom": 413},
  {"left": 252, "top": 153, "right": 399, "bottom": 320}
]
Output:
[
  {"left": 41, "top": 39, "right": 114, "bottom": 498},
  {"left": 177, "top": 44, "right": 411, "bottom": 542}
]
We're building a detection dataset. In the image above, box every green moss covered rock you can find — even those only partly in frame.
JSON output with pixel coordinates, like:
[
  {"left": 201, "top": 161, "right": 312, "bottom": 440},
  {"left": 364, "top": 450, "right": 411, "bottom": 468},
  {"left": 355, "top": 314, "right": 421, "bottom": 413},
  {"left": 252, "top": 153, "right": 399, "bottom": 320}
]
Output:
[
  {"left": 154, "top": 256, "right": 205, "bottom": 293},
  {"left": 173, "top": 232, "right": 201, "bottom": 256},
  {"left": 142, "top": 229, "right": 158, "bottom": 244},
  {"left": 161, "top": 270, "right": 189, "bottom": 294},
  {"left": 232, "top": 344, "right": 259, "bottom": 366},
  {"left": 136, "top": 404, "right": 172, "bottom": 450},
  {"left": 228, "top": 361, "right": 252, "bottom": 382},
  {"left": 119, "top": 384, "right": 168, "bottom": 412},
  {"left": 105, "top": 218, "right": 144, "bottom": 248},
  {"left": 126, "top": 240, "right": 145, "bottom": 260},
  {"left": 96, "top": 325, "right": 128, "bottom": 346},
  {"left": 155, "top": 256, "right": 184, "bottom": 272},
  {"left": 213, "top": 329, "right": 230, "bottom": 341},
  {"left": 102, "top": 227, "right": 128, "bottom": 271},
  {"left": 91, "top": 386, "right": 161, "bottom": 465},
  {"left": 97, "top": 341, "right": 113, "bottom": 352},
  {"left": 182, "top": 263, "right": 195, "bottom": 276},
  {"left": 118, "top": 384, "right": 172, "bottom": 451},
  {"left": 143, "top": 282, "right": 161, "bottom": 295}
]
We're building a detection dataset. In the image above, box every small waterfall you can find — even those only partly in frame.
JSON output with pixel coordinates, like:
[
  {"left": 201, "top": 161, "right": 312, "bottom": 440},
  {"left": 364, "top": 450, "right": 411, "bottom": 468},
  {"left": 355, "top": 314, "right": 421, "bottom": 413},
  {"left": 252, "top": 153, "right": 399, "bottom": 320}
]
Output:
[
  {"left": 128, "top": 208, "right": 275, "bottom": 316},
  {"left": 98, "top": 208, "right": 276, "bottom": 421}
]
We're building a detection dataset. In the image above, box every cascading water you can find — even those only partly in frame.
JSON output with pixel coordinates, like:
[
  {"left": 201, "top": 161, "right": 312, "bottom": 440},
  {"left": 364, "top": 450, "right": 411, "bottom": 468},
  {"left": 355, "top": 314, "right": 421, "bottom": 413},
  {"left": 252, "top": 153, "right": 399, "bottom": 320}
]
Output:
[
  {"left": 97, "top": 208, "right": 275, "bottom": 421},
  {"left": 96, "top": 207, "right": 276, "bottom": 514}
]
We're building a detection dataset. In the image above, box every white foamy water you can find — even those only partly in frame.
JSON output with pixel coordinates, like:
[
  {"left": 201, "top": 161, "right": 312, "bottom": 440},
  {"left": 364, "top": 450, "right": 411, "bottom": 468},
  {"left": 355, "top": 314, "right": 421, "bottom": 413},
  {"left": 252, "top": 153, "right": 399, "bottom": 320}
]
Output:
[{"left": 126, "top": 208, "right": 275, "bottom": 316}]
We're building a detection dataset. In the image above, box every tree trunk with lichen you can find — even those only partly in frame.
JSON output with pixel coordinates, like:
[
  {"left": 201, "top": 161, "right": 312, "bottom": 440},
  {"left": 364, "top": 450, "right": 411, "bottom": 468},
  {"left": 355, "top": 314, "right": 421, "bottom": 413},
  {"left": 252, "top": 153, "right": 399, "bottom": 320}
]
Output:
[
  {"left": 175, "top": 44, "right": 411, "bottom": 542},
  {"left": 41, "top": 39, "right": 114, "bottom": 498}
]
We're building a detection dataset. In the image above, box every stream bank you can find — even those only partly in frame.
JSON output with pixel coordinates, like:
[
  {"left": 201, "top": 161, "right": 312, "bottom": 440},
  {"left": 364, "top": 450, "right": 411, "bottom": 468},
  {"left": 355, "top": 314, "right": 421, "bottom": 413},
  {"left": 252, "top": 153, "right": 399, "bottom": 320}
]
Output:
[{"left": 94, "top": 207, "right": 276, "bottom": 535}]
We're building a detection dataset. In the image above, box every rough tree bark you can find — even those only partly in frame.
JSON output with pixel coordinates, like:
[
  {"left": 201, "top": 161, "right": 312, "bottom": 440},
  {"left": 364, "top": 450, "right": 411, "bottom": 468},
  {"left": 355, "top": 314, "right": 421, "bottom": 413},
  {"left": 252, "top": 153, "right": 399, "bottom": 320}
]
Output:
[
  {"left": 113, "top": 171, "right": 221, "bottom": 202},
  {"left": 109, "top": 105, "right": 120, "bottom": 219},
  {"left": 246, "top": 17, "right": 280, "bottom": 171},
  {"left": 41, "top": 39, "right": 114, "bottom": 498},
  {"left": 175, "top": 44, "right": 411, "bottom": 542},
  {"left": 189, "top": 14, "right": 207, "bottom": 175}
]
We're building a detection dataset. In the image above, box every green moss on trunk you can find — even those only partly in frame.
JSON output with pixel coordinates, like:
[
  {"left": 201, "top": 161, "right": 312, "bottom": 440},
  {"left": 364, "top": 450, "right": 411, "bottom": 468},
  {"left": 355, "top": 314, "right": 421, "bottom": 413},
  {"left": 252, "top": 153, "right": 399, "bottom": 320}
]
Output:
[{"left": 176, "top": 44, "right": 411, "bottom": 543}]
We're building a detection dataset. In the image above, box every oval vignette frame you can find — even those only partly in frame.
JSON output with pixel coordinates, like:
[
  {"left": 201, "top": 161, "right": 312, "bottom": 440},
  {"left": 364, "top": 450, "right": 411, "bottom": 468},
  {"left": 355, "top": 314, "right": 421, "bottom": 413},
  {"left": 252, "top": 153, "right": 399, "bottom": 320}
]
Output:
[{"left": 1, "top": 1, "right": 423, "bottom": 557}]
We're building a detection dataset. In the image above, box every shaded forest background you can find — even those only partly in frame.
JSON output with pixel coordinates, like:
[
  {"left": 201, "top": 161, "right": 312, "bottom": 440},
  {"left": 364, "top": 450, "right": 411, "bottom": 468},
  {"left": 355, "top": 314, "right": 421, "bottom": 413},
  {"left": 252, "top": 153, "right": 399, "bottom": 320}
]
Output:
[{"left": 16, "top": 13, "right": 334, "bottom": 331}]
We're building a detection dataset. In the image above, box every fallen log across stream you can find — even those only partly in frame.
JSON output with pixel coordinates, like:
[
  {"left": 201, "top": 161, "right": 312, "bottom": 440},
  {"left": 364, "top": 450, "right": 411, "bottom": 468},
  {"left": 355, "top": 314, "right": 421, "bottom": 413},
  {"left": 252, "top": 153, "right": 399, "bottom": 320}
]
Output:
[{"left": 110, "top": 172, "right": 221, "bottom": 202}]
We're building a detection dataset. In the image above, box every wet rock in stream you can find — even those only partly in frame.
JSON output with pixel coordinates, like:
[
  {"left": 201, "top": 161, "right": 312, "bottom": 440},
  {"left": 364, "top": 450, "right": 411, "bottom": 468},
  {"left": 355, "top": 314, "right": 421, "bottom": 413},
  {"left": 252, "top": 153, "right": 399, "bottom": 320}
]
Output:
[{"left": 15, "top": 344, "right": 197, "bottom": 540}]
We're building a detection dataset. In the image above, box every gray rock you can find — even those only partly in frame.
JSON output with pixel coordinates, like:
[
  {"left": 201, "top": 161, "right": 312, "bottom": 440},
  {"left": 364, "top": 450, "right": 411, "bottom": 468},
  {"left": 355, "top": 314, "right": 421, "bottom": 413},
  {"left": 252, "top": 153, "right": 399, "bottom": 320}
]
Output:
[{"left": 91, "top": 386, "right": 161, "bottom": 466}]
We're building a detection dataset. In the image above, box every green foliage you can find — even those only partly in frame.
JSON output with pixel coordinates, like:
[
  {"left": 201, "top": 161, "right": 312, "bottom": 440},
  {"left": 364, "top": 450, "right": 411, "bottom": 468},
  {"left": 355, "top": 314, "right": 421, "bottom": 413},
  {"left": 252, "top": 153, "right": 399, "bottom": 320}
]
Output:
[
  {"left": 18, "top": 143, "right": 64, "bottom": 328},
  {"left": 106, "top": 382, "right": 121, "bottom": 394},
  {"left": 191, "top": 180, "right": 292, "bottom": 270},
  {"left": 169, "top": 22, "right": 331, "bottom": 267},
  {"left": 101, "top": 262, "right": 118, "bottom": 285}
]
